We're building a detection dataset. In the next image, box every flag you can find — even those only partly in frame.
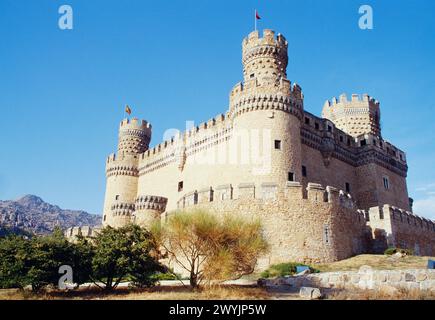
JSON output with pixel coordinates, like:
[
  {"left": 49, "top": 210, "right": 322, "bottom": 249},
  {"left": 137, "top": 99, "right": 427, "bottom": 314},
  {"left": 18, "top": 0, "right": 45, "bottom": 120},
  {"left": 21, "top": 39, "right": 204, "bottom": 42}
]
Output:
[
  {"left": 125, "top": 105, "right": 132, "bottom": 115},
  {"left": 256, "top": 10, "right": 261, "bottom": 20}
]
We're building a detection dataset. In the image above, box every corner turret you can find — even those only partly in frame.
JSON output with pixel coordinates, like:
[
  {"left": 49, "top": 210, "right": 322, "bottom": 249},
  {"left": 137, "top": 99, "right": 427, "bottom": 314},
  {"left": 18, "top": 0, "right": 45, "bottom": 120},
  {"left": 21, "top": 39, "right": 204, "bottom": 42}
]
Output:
[{"left": 322, "top": 93, "right": 381, "bottom": 138}]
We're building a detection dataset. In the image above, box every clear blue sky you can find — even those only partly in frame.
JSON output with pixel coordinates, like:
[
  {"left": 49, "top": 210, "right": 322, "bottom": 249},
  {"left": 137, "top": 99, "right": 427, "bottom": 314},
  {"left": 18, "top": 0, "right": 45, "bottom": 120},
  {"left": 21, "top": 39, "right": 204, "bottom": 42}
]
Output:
[{"left": 0, "top": 0, "right": 434, "bottom": 219}]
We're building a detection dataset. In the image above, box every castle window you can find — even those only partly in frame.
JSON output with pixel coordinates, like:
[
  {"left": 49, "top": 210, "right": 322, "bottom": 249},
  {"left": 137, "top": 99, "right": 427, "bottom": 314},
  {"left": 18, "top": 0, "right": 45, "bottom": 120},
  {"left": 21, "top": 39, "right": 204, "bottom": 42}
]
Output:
[
  {"left": 305, "top": 117, "right": 310, "bottom": 125},
  {"left": 383, "top": 177, "right": 390, "bottom": 190},
  {"left": 115, "top": 195, "right": 120, "bottom": 200},
  {"left": 288, "top": 172, "right": 295, "bottom": 182},
  {"left": 328, "top": 125, "right": 332, "bottom": 132},
  {"left": 302, "top": 166, "right": 307, "bottom": 177},
  {"left": 347, "top": 138, "right": 351, "bottom": 146},
  {"left": 315, "top": 123, "right": 320, "bottom": 130},
  {"left": 323, "top": 224, "right": 330, "bottom": 245},
  {"left": 345, "top": 182, "right": 351, "bottom": 193},
  {"left": 250, "top": 73, "right": 255, "bottom": 78},
  {"left": 178, "top": 181, "right": 184, "bottom": 192},
  {"left": 103, "top": 215, "right": 106, "bottom": 222},
  {"left": 360, "top": 139, "right": 367, "bottom": 147},
  {"left": 339, "top": 136, "right": 344, "bottom": 143},
  {"left": 274, "top": 140, "right": 281, "bottom": 150}
]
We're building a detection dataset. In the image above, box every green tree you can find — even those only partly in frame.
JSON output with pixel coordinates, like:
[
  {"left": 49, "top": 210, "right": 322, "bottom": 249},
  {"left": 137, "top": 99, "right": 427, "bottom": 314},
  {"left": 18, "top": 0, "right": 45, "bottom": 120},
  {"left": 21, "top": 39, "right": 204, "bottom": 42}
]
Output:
[
  {"left": 0, "top": 228, "right": 92, "bottom": 292},
  {"left": 0, "top": 235, "right": 31, "bottom": 289},
  {"left": 90, "top": 224, "right": 164, "bottom": 291},
  {"left": 158, "top": 210, "right": 268, "bottom": 288}
]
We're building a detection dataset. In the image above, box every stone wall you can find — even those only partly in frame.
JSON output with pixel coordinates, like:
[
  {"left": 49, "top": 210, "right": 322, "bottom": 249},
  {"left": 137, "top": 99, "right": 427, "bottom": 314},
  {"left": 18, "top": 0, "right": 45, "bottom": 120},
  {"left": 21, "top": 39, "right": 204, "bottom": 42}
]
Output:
[
  {"left": 367, "top": 205, "right": 435, "bottom": 255},
  {"left": 64, "top": 225, "right": 101, "bottom": 242},
  {"left": 173, "top": 182, "right": 368, "bottom": 267},
  {"left": 262, "top": 267, "right": 435, "bottom": 292}
]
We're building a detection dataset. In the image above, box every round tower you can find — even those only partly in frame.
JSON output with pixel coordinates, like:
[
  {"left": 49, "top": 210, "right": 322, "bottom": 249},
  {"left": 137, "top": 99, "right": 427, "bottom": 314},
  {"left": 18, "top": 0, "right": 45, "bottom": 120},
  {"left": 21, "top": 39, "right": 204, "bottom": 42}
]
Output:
[
  {"left": 322, "top": 93, "right": 381, "bottom": 138},
  {"left": 229, "top": 29, "right": 304, "bottom": 187},
  {"left": 133, "top": 195, "right": 168, "bottom": 229},
  {"left": 102, "top": 118, "right": 152, "bottom": 228}
]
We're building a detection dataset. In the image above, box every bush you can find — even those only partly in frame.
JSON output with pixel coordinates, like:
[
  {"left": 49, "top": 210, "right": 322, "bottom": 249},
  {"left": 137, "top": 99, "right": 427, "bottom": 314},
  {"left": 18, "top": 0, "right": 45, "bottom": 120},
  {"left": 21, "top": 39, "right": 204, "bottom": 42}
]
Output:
[
  {"left": 260, "top": 262, "right": 319, "bottom": 279},
  {"left": 157, "top": 210, "right": 269, "bottom": 288},
  {"left": 151, "top": 272, "right": 182, "bottom": 281},
  {"left": 384, "top": 247, "right": 413, "bottom": 256}
]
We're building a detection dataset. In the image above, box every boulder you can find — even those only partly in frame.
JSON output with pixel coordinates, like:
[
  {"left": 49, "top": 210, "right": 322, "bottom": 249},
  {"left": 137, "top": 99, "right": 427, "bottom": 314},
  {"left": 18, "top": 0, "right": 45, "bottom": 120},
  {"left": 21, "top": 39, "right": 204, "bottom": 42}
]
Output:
[
  {"left": 299, "top": 287, "right": 322, "bottom": 299},
  {"left": 296, "top": 268, "right": 312, "bottom": 276}
]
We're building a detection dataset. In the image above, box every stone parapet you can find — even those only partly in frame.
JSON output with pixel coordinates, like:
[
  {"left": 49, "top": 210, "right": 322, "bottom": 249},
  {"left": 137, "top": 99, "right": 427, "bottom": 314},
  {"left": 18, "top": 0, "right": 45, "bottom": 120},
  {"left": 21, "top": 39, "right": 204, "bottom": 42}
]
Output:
[{"left": 261, "top": 268, "right": 435, "bottom": 292}]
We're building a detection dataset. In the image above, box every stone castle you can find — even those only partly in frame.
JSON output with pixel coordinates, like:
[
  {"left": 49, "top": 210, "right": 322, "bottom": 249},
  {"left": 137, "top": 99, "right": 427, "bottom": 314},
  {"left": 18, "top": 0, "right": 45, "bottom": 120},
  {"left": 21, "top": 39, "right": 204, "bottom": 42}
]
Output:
[{"left": 67, "top": 29, "right": 434, "bottom": 265}]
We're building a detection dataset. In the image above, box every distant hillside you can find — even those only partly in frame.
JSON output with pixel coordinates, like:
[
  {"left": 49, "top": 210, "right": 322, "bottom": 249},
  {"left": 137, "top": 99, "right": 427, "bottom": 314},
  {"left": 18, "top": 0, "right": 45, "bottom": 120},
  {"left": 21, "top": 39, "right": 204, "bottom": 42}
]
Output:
[
  {"left": 0, "top": 195, "right": 101, "bottom": 235},
  {"left": 0, "top": 225, "right": 32, "bottom": 238}
]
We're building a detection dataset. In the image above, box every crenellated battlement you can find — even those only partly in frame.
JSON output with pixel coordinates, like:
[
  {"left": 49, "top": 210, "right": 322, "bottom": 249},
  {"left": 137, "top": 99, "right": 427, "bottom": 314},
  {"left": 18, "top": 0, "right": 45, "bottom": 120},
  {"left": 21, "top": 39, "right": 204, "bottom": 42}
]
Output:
[
  {"left": 105, "top": 153, "right": 139, "bottom": 177},
  {"left": 368, "top": 204, "right": 435, "bottom": 232},
  {"left": 120, "top": 118, "right": 152, "bottom": 130},
  {"left": 229, "top": 90, "right": 303, "bottom": 120},
  {"left": 176, "top": 182, "right": 358, "bottom": 212},
  {"left": 137, "top": 113, "right": 232, "bottom": 171},
  {"left": 323, "top": 93, "right": 379, "bottom": 108},
  {"left": 242, "top": 29, "right": 288, "bottom": 61},
  {"left": 118, "top": 118, "right": 152, "bottom": 155},
  {"left": 64, "top": 225, "right": 101, "bottom": 242},
  {"left": 322, "top": 93, "right": 381, "bottom": 138}
]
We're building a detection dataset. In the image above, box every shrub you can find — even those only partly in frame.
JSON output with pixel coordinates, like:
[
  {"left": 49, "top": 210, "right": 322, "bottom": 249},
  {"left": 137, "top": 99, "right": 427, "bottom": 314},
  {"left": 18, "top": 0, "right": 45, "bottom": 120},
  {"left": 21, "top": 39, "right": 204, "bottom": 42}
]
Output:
[
  {"left": 384, "top": 247, "right": 413, "bottom": 256},
  {"left": 157, "top": 210, "right": 269, "bottom": 288},
  {"left": 260, "top": 262, "right": 319, "bottom": 278}
]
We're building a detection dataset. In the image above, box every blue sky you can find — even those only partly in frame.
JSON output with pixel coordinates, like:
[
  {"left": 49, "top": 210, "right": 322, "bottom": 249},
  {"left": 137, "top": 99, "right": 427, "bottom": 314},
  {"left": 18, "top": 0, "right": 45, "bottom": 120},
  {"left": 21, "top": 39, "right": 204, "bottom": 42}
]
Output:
[{"left": 0, "top": 0, "right": 434, "bottom": 218}]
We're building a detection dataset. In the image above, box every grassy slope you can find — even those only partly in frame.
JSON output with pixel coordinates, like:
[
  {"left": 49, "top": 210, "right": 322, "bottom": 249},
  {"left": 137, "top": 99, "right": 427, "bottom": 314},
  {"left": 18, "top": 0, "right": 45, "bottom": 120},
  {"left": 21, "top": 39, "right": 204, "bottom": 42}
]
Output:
[{"left": 313, "top": 254, "right": 434, "bottom": 273}]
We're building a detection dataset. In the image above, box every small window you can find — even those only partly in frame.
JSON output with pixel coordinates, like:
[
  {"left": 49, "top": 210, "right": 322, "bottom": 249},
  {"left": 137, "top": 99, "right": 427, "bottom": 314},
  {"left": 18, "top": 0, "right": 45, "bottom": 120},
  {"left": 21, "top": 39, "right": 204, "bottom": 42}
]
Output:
[
  {"left": 383, "top": 177, "right": 390, "bottom": 190},
  {"left": 315, "top": 123, "right": 320, "bottom": 130},
  {"left": 305, "top": 117, "right": 310, "bottom": 125},
  {"left": 274, "top": 140, "right": 281, "bottom": 150},
  {"left": 360, "top": 139, "right": 367, "bottom": 146},
  {"left": 288, "top": 172, "right": 295, "bottom": 182},
  {"left": 345, "top": 182, "right": 351, "bottom": 193},
  {"left": 302, "top": 166, "right": 307, "bottom": 177},
  {"left": 347, "top": 138, "right": 351, "bottom": 146},
  {"left": 323, "top": 224, "right": 330, "bottom": 245},
  {"left": 339, "top": 136, "right": 344, "bottom": 143},
  {"left": 103, "top": 215, "right": 106, "bottom": 222},
  {"left": 328, "top": 125, "right": 332, "bottom": 132},
  {"left": 250, "top": 73, "right": 255, "bottom": 78},
  {"left": 178, "top": 181, "right": 184, "bottom": 192},
  {"left": 115, "top": 195, "right": 120, "bottom": 200}
]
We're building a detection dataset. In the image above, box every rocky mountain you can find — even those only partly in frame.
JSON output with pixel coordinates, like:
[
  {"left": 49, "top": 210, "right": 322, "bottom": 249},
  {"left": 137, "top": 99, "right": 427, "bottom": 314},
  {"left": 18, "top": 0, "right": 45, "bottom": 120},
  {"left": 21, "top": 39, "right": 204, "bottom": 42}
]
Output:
[{"left": 0, "top": 195, "right": 101, "bottom": 235}]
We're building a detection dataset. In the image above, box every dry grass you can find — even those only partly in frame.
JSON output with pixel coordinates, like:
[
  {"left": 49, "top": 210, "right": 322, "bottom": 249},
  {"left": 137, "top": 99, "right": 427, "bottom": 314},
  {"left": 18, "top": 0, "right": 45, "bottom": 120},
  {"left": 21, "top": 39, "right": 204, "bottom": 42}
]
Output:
[
  {"left": 326, "top": 287, "right": 435, "bottom": 300},
  {"left": 0, "top": 285, "right": 275, "bottom": 301},
  {"left": 313, "top": 254, "right": 434, "bottom": 273}
]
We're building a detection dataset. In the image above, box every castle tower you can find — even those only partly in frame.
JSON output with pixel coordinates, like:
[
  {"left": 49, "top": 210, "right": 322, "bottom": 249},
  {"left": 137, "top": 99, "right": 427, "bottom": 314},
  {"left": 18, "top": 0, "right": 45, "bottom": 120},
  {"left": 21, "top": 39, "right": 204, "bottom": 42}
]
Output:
[
  {"left": 133, "top": 195, "right": 168, "bottom": 229},
  {"left": 322, "top": 94, "right": 381, "bottom": 138},
  {"left": 229, "top": 30, "right": 304, "bottom": 187},
  {"left": 102, "top": 118, "right": 152, "bottom": 227}
]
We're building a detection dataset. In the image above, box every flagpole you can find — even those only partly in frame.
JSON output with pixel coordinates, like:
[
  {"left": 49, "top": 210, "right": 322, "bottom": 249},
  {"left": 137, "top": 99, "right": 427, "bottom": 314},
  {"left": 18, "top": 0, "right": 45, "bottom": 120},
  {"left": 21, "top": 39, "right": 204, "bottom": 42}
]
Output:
[{"left": 254, "top": 9, "right": 257, "bottom": 31}]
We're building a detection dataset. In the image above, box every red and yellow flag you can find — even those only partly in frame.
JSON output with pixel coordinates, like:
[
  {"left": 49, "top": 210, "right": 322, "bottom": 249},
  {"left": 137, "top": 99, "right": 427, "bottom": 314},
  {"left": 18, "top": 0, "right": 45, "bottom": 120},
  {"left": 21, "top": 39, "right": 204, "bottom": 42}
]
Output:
[{"left": 125, "top": 105, "right": 132, "bottom": 115}]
